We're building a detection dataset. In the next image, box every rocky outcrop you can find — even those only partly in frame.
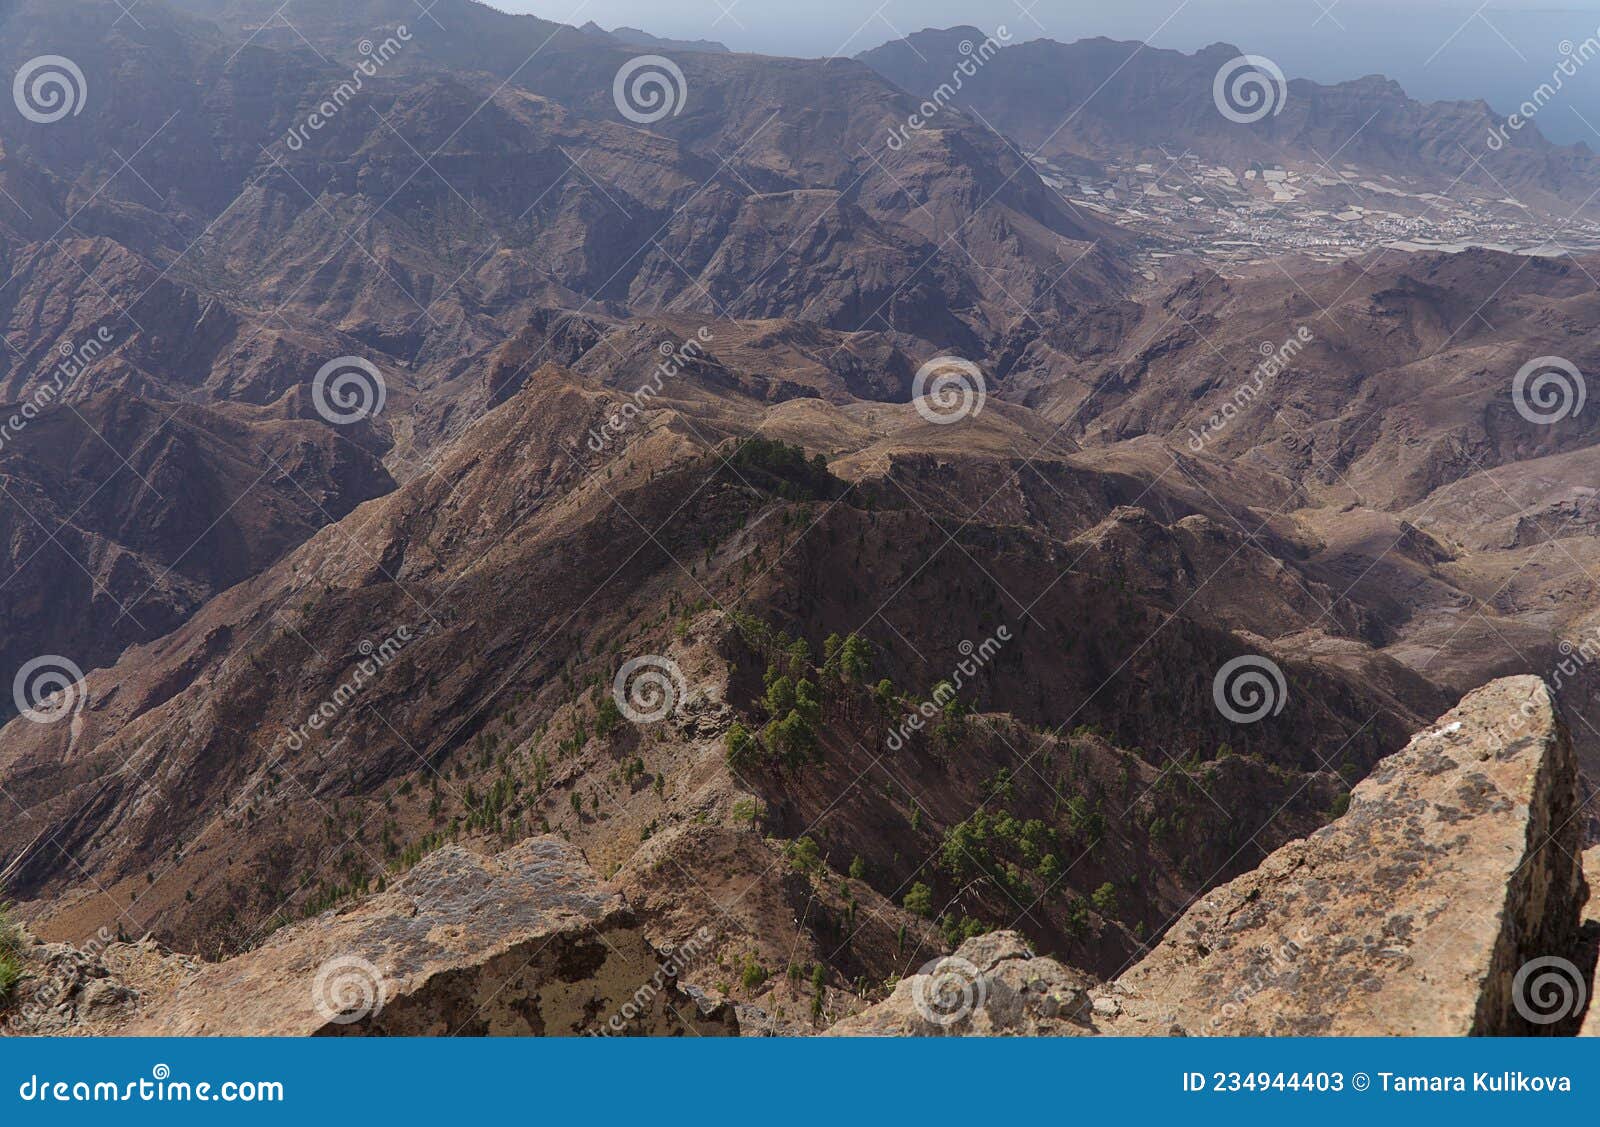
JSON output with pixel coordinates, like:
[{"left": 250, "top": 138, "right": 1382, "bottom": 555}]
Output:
[
  {"left": 834, "top": 676, "right": 1594, "bottom": 1037},
  {"left": 2, "top": 933, "right": 199, "bottom": 1035},
  {"left": 824, "top": 931, "right": 1100, "bottom": 1036},
  {"left": 1110, "top": 676, "right": 1588, "bottom": 1036},
  {"left": 6, "top": 839, "right": 735, "bottom": 1037}
]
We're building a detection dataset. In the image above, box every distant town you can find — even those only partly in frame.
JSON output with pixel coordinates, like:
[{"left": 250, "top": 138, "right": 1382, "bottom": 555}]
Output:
[{"left": 1033, "top": 151, "right": 1600, "bottom": 276}]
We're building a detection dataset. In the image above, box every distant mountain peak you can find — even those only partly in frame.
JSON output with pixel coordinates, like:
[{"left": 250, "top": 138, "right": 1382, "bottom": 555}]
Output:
[{"left": 607, "top": 25, "right": 731, "bottom": 54}]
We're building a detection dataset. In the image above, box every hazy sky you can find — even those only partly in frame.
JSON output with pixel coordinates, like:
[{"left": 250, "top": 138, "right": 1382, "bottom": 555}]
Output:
[{"left": 491, "top": 1, "right": 1600, "bottom": 143}]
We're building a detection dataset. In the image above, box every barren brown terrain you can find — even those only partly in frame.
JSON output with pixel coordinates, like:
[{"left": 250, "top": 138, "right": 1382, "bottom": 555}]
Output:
[{"left": 1, "top": 0, "right": 1597, "bottom": 1038}]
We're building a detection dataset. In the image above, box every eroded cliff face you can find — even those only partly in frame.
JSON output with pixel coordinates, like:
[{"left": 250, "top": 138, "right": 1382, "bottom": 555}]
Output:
[
  {"left": 6, "top": 839, "right": 734, "bottom": 1037},
  {"left": 829, "top": 676, "right": 1597, "bottom": 1037}
]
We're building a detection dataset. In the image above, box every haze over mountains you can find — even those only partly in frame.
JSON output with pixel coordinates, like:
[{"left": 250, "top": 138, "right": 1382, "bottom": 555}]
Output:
[
  {"left": 860, "top": 26, "right": 1600, "bottom": 212},
  {"left": 525, "top": 0, "right": 1600, "bottom": 147},
  {"left": 0, "top": 0, "right": 1596, "bottom": 1035}
]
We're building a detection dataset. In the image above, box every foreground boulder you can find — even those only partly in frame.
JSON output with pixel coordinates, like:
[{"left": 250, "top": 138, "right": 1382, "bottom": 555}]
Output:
[
  {"left": 835, "top": 676, "right": 1594, "bottom": 1036},
  {"left": 8, "top": 839, "right": 735, "bottom": 1036}
]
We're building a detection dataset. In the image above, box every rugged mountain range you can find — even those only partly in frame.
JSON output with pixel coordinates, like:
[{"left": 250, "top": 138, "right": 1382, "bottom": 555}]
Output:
[
  {"left": 859, "top": 27, "right": 1600, "bottom": 214},
  {"left": 0, "top": 0, "right": 1597, "bottom": 1035}
]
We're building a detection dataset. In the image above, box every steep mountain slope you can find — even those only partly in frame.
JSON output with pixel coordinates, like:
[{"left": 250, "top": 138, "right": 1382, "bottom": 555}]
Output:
[
  {"left": 0, "top": 392, "right": 392, "bottom": 694},
  {"left": 0, "top": 0, "right": 1126, "bottom": 361},
  {"left": 0, "top": 0, "right": 1134, "bottom": 755},
  {"left": 11, "top": 675, "right": 1590, "bottom": 1036}
]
